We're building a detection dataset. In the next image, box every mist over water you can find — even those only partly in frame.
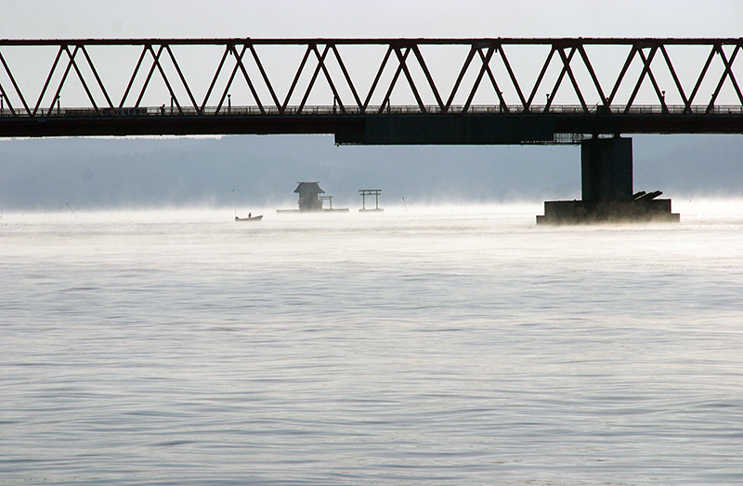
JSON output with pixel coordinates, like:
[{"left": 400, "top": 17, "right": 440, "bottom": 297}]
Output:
[{"left": 2, "top": 202, "right": 743, "bottom": 485}]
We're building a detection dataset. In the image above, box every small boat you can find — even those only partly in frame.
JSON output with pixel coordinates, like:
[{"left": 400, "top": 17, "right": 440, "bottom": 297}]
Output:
[{"left": 235, "top": 214, "right": 263, "bottom": 221}]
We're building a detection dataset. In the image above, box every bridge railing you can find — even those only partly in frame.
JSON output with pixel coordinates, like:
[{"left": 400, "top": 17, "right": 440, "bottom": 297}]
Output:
[{"left": 3, "top": 104, "right": 742, "bottom": 118}]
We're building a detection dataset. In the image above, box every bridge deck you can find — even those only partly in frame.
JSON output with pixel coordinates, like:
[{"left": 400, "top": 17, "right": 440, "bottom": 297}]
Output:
[
  {"left": 3, "top": 103, "right": 743, "bottom": 117},
  {"left": 2, "top": 105, "right": 741, "bottom": 142}
]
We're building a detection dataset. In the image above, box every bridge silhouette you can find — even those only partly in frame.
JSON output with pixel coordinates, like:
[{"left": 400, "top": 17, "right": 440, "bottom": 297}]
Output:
[{"left": 1, "top": 38, "right": 742, "bottom": 221}]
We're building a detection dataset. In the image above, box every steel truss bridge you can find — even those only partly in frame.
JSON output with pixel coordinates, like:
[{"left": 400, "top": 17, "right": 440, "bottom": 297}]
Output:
[{"left": 0, "top": 38, "right": 742, "bottom": 143}]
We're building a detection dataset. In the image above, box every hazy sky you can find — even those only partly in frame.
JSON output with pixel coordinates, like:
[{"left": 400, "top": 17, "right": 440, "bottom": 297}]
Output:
[{"left": 2, "top": 0, "right": 742, "bottom": 39}]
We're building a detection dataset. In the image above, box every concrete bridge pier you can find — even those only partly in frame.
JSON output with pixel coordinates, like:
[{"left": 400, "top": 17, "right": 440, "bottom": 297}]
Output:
[{"left": 537, "top": 136, "right": 680, "bottom": 224}]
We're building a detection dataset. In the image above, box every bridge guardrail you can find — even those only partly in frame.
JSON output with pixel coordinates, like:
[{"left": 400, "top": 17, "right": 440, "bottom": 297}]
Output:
[{"left": 2, "top": 104, "right": 742, "bottom": 118}]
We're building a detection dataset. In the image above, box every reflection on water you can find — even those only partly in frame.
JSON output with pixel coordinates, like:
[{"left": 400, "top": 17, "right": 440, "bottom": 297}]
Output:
[{"left": 2, "top": 202, "right": 743, "bottom": 485}]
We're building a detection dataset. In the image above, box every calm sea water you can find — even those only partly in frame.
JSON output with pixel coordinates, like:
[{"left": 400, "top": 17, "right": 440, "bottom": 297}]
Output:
[{"left": 2, "top": 202, "right": 743, "bottom": 485}]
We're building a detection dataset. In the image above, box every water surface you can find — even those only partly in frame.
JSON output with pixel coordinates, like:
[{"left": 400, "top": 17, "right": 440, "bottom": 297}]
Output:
[{"left": 2, "top": 203, "right": 742, "bottom": 485}]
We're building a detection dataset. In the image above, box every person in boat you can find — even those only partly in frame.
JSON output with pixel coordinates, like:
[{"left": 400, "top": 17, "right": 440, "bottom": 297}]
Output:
[{"left": 248, "top": 212, "right": 251, "bottom": 218}]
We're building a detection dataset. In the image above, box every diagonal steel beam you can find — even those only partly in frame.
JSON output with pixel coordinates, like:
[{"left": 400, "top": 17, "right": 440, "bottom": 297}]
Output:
[
  {"left": 687, "top": 45, "right": 717, "bottom": 107},
  {"left": 249, "top": 44, "right": 282, "bottom": 111},
  {"left": 0, "top": 79, "right": 13, "bottom": 115},
  {"left": 231, "top": 44, "right": 266, "bottom": 114},
  {"left": 201, "top": 44, "right": 232, "bottom": 112},
  {"left": 607, "top": 45, "right": 638, "bottom": 106},
  {"left": 659, "top": 44, "right": 691, "bottom": 112},
  {"left": 215, "top": 44, "right": 245, "bottom": 113},
  {"left": 377, "top": 47, "right": 410, "bottom": 113},
  {"left": 216, "top": 44, "right": 264, "bottom": 114},
  {"left": 636, "top": 46, "right": 667, "bottom": 112},
  {"left": 47, "top": 44, "right": 79, "bottom": 113},
  {"left": 480, "top": 48, "right": 508, "bottom": 110},
  {"left": 723, "top": 44, "right": 743, "bottom": 103},
  {"left": 463, "top": 47, "right": 499, "bottom": 113},
  {"left": 363, "top": 45, "right": 393, "bottom": 111},
  {"left": 394, "top": 45, "right": 426, "bottom": 112},
  {"left": 577, "top": 45, "right": 608, "bottom": 109},
  {"left": 0, "top": 50, "right": 31, "bottom": 115},
  {"left": 80, "top": 45, "right": 114, "bottom": 108},
  {"left": 526, "top": 46, "right": 557, "bottom": 110},
  {"left": 548, "top": 46, "right": 586, "bottom": 112},
  {"left": 310, "top": 43, "right": 346, "bottom": 113},
  {"left": 120, "top": 45, "right": 148, "bottom": 107},
  {"left": 33, "top": 46, "right": 65, "bottom": 115},
  {"left": 297, "top": 44, "right": 340, "bottom": 113},
  {"left": 330, "top": 44, "right": 363, "bottom": 110},
  {"left": 282, "top": 45, "right": 313, "bottom": 113},
  {"left": 132, "top": 44, "right": 183, "bottom": 113},
  {"left": 66, "top": 45, "right": 101, "bottom": 111},
  {"left": 444, "top": 44, "right": 477, "bottom": 111},
  {"left": 498, "top": 45, "right": 528, "bottom": 109},
  {"left": 708, "top": 44, "right": 743, "bottom": 112},
  {"left": 624, "top": 46, "right": 660, "bottom": 113},
  {"left": 411, "top": 44, "right": 444, "bottom": 111},
  {"left": 134, "top": 44, "right": 164, "bottom": 107},
  {"left": 149, "top": 44, "right": 185, "bottom": 114},
  {"left": 164, "top": 44, "right": 199, "bottom": 111}
]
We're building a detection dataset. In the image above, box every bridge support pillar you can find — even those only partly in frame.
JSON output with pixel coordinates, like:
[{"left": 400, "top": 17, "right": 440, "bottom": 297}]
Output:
[
  {"left": 537, "top": 136, "right": 679, "bottom": 224},
  {"left": 581, "top": 136, "right": 633, "bottom": 202}
]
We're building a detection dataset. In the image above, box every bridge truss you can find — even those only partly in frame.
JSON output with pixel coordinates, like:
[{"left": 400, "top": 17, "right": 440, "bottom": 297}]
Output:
[{"left": 1, "top": 38, "right": 742, "bottom": 140}]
